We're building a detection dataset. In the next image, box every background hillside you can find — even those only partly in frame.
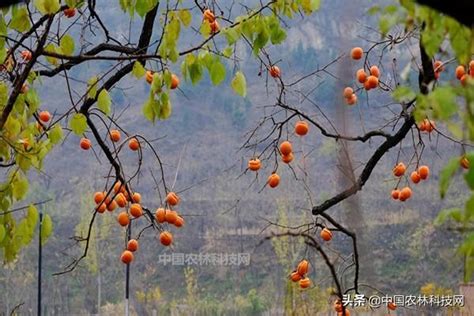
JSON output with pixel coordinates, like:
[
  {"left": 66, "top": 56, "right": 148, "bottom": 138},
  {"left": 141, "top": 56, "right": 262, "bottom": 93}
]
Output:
[{"left": 0, "top": 0, "right": 468, "bottom": 315}]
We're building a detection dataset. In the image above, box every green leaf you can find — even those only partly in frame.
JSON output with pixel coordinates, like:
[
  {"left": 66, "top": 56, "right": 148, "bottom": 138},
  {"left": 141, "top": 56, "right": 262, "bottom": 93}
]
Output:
[
  {"left": 223, "top": 28, "right": 241, "bottom": 45},
  {"left": 132, "top": 61, "right": 146, "bottom": 79},
  {"left": 69, "top": 113, "right": 87, "bottom": 135},
  {"left": 459, "top": 232, "right": 474, "bottom": 283},
  {"left": 5, "top": 116, "right": 21, "bottom": 138},
  {"left": 384, "top": 5, "right": 398, "bottom": 14},
  {"left": 222, "top": 47, "right": 233, "bottom": 58},
  {"left": 142, "top": 97, "right": 155, "bottom": 122},
  {"left": 178, "top": 9, "right": 192, "bottom": 27},
  {"left": 421, "top": 26, "right": 444, "bottom": 57},
  {"left": 0, "top": 224, "right": 5, "bottom": 243},
  {"left": 460, "top": 232, "right": 474, "bottom": 254},
  {"left": 446, "top": 121, "right": 463, "bottom": 140},
  {"left": 10, "top": 7, "right": 31, "bottom": 33},
  {"left": 231, "top": 71, "right": 247, "bottom": 97},
  {"left": 40, "top": 213, "right": 53, "bottom": 245},
  {"left": 466, "top": 195, "right": 474, "bottom": 220},
  {"left": 465, "top": 255, "right": 474, "bottom": 283},
  {"left": 25, "top": 89, "right": 40, "bottom": 114},
  {"left": 0, "top": 83, "right": 8, "bottom": 106},
  {"left": 170, "top": 48, "right": 181, "bottom": 64},
  {"left": 270, "top": 26, "right": 286, "bottom": 45},
  {"left": 16, "top": 218, "right": 33, "bottom": 246},
  {"left": 159, "top": 99, "right": 172, "bottom": 120},
  {"left": 135, "top": 0, "right": 152, "bottom": 17},
  {"left": 65, "top": 0, "right": 79, "bottom": 8},
  {"left": 241, "top": 19, "right": 255, "bottom": 41},
  {"left": 159, "top": 17, "right": 181, "bottom": 62},
  {"left": 97, "top": 89, "right": 112, "bottom": 115},
  {"left": 119, "top": 0, "right": 132, "bottom": 12},
  {"left": 400, "top": 0, "right": 415, "bottom": 13},
  {"left": 210, "top": 60, "right": 226, "bottom": 85},
  {"left": 253, "top": 20, "right": 270, "bottom": 52},
  {"left": 162, "top": 69, "right": 172, "bottom": 87},
  {"left": 0, "top": 15, "right": 7, "bottom": 36},
  {"left": 0, "top": 196, "right": 11, "bottom": 213},
  {"left": 430, "top": 87, "right": 457, "bottom": 120},
  {"left": 379, "top": 14, "right": 397, "bottom": 36},
  {"left": 26, "top": 205, "right": 39, "bottom": 227},
  {"left": 16, "top": 154, "right": 32, "bottom": 172},
  {"left": 434, "top": 208, "right": 462, "bottom": 225},
  {"left": 392, "top": 86, "right": 416, "bottom": 103},
  {"left": 301, "top": 0, "right": 320, "bottom": 14},
  {"left": 200, "top": 20, "right": 212, "bottom": 37},
  {"left": 150, "top": 96, "right": 161, "bottom": 120},
  {"left": 465, "top": 153, "right": 474, "bottom": 189},
  {"left": 199, "top": 51, "right": 213, "bottom": 70},
  {"left": 440, "top": 157, "right": 460, "bottom": 198},
  {"left": 44, "top": 43, "right": 58, "bottom": 65},
  {"left": 446, "top": 18, "right": 471, "bottom": 64},
  {"left": 34, "top": 0, "right": 60, "bottom": 15},
  {"left": 189, "top": 61, "right": 203, "bottom": 85},
  {"left": 48, "top": 124, "right": 63, "bottom": 145},
  {"left": 87, "top": 76, "right": 98, "bottom": 99},
  {"left": 367, "top": 6, "right": 380, "bottom": 15},
  {"left": 151, "top": 72, "right": 163, "bottom": 93},
  {"left": 0, "top": 39, "right": 5, "bottom": 65},
  {"left": 12, "top": 175, "right": 28, "bottom": 201},
  {"left": 59, "top": 34, "right": 75, "bottom": 56}
]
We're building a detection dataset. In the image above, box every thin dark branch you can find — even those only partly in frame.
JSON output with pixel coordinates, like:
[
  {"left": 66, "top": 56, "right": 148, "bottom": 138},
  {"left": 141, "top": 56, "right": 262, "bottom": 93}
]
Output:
[
  {"left": 0, "top": 199, "right": 52, "bottom": 216},
  {"left": 319, "top": 212, "right": 360, "bottom": 294},
  {"left": 0, "top": 16, "right": 54, "bottom": 130},
  {"left": 312, "top": 115, "right": 415, "bottom": 215},
  {"left": 266, "top": 231, "right": 344, "bottom": 298}
]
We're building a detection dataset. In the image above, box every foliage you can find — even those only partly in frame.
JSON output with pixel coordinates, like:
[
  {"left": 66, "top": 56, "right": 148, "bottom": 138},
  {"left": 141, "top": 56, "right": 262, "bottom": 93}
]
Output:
[
  {"left": 375, "top": 0, "right": 474, "bottom": 281},
  {"left": 0, "top": 0, "right": 320, "bottom": 265}
]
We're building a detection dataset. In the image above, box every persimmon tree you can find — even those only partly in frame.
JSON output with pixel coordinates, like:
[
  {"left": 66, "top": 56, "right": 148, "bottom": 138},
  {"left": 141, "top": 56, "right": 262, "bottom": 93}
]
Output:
[
  {"left": 0, "top": 0, "right": 472, "bottom": 313},
  {"left": 386, "top": 0, "right": 474, "bottom": 288},
  {"left": 242, "top": 0, "right": 474, "bottom": 314},
  {"left": 0, "top": 0, "right": 323, "bottom": 269}
]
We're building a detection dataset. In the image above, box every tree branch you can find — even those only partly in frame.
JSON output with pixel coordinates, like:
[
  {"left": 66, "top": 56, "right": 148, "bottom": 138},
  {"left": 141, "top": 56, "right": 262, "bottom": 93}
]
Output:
[
  {"left": 312, "top": 115, "right": 415, "bottom": 215},
  {"left": 312, "top": 22, "right": 437, "bottom": 217},
  {"left": 0, "top": 16, "right": 54, "bottom": 130},
  {"left": 55, "top": 4, "right": 160, "bottom": 275},
  {"left": 38, "top": 43, "right": 136, "bottom": 77},
  {"left": 267, "top": 231, "right": 344, "bottom": 298}
]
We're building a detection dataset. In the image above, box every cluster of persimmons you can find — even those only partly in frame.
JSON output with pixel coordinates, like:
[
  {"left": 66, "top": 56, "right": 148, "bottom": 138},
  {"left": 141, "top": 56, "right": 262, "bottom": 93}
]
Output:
[
  {"left": 390, "top": 163, "right": 429, "bottom": 202},
  {"left": 19, "top": 110, "right": 51, "bottom": 150},
  {"left": 243, "top": 46, "right": 474, "bottom": 315},
  {"left": 454, "top": 60, "right": 474, "bottom": 86},
  {"left": 390, "top": 155, "right": 469, "bottom": 202},
  {"left": 339, "top": 46, "right": 381, "bottom": 106},
  {"left": 80, "top": 129, "right": 187, "bottom": 265},
  {"left": 247, "top": 120, "right": 309, "bottom": 188},
  {"left": 92, "top": 168, "right": 184, "bottom": 264},
  {"left": 289, "top": 259, "right": 311, "bottom": 289},
  {"left": 79, "top": 128, "right": 140, "bottom": 151}
]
